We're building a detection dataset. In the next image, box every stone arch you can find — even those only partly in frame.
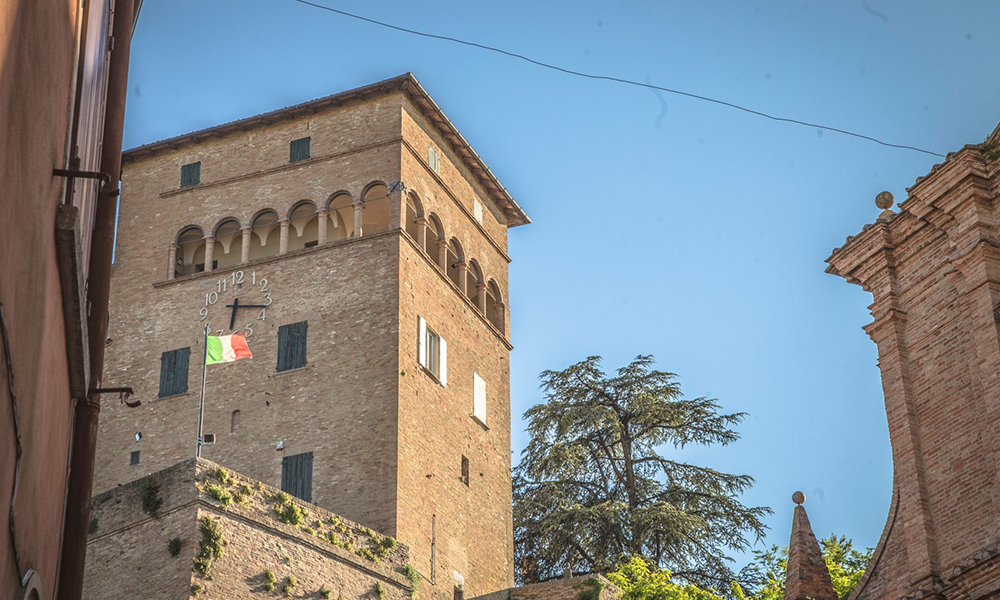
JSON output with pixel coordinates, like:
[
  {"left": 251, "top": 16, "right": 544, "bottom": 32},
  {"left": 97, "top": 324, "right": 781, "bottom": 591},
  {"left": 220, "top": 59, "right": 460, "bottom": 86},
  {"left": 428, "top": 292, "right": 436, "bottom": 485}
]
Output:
[
  {"left": 425, "top": 213, "right": 445, "bottom": 263},
  {"left": 405, "top": 191, "right": 425, "bottom": 241},
  {"left": 361, "top": 181, "right": 390, "bottom": 235},
  {"left": 327, "top": 191, "right": 353, "bottom": 240},
  {"left": 486, "top": 279, "right": 504, "bottom": 333},
  {"left": 249, "top": 209, "right": 280, "bottom": 260},
  {"left": 447, "top": 237, "right": 465, "bottom": 289},
  {"left": 213, "top": 217, "right": 243, "bottom": 269},
  {"left": 175, "top": 225, "right": 206, "bottom": 277},
  {"left": 466, "top": 259, "right": 484, "bottom": 306},
  {"left": 287, "top": 200, "right": 319, "bottom": 251}
]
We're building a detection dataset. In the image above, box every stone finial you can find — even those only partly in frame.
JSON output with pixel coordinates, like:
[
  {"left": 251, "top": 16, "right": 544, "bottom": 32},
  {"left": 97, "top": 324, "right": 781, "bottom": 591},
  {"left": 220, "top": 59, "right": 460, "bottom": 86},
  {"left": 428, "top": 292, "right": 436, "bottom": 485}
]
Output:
[
  {"left": 784, "top": 496, "right": 837, "bottom": 600},
  {"left": 876, "top": 191, "right": 895, "bottom": 221}
]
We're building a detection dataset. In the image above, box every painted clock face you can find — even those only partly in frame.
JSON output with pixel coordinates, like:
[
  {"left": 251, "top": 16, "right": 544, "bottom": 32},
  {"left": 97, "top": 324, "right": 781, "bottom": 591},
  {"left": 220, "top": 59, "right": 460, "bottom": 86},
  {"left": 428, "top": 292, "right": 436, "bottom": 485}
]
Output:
[{"left": 198, "top": 269, "right": 273, "bottom": 338}]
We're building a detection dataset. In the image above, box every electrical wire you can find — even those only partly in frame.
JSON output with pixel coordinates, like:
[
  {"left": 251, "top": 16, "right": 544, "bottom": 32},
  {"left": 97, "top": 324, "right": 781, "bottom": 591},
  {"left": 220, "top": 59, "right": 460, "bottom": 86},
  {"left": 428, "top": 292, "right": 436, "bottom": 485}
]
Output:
[
  {"left": 1, "top": 297, "right": 24, "bottom": 582},
  {"left": 288, "top": 0, "right": 949, "bottom": 158}
]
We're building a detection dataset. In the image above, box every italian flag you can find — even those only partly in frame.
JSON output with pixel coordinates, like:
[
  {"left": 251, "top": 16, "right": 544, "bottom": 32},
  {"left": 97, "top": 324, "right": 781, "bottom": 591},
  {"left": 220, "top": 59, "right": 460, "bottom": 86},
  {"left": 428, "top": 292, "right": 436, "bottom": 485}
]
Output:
[{"left": 206, "top": 334, "right": 252, "bottom": 365}]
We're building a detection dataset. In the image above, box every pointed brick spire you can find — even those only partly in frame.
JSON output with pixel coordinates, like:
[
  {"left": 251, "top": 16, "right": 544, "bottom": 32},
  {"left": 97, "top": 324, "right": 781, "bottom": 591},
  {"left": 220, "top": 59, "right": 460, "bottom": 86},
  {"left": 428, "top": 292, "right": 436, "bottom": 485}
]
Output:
[{"left": 784, "top": 492, "right": 837, "bottom": 600}]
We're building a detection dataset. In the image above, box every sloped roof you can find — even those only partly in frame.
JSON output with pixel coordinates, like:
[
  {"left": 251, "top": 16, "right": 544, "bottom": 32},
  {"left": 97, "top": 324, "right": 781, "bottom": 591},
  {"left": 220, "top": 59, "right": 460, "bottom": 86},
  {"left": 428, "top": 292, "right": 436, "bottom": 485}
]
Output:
[{"left": 122, "top": 73, "right": 530, "bottom": 227}]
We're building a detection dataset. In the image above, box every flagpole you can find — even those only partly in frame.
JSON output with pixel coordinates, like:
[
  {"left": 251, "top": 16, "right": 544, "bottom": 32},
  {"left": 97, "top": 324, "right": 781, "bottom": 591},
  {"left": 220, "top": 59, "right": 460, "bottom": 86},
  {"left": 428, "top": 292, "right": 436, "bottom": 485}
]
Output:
[{"left": 197, "top": 323, "right": 208, "bottom": 458}]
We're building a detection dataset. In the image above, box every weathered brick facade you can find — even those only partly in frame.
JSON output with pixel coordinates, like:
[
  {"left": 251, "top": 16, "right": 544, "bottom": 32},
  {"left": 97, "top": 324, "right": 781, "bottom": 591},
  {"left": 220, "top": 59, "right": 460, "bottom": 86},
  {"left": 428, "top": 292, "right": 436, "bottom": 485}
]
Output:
[
  {"left": 824, "top": 123, "right": 1000, "bottom": 600},
  {"left": 92, "top": 75, "right": 528, "bottom": 599},
  {"left": 84, "top": 459, "right": 415, "bottom": 600},
  {"left": 472, "top": 575, "right": 621, "bottom": 600}
]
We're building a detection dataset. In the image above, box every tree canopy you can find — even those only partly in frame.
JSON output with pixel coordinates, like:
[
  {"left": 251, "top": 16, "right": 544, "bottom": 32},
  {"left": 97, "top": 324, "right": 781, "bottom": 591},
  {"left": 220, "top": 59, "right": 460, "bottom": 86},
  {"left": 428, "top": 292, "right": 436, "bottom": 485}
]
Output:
[{"left": 513, "top": 355, "right": 770, "bottom": 589}]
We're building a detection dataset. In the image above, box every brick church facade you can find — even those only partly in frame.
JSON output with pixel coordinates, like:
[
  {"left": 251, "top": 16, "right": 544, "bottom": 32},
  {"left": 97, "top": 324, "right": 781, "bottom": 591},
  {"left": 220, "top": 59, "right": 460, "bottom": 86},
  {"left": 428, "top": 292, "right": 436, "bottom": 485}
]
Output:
[
  {"left": 87, "top": 74, "right": 530, "bottom": 599},
  {"left": 785, "top": 125, "right": 1000, "bottom": 600}
]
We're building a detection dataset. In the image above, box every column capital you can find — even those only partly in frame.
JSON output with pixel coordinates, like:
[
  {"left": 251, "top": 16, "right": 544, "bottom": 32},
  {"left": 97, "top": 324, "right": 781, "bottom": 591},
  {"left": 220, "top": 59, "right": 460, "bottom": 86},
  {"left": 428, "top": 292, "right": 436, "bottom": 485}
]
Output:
[{"left": 315, "top": 208, "right": 329, "bottom": 216}]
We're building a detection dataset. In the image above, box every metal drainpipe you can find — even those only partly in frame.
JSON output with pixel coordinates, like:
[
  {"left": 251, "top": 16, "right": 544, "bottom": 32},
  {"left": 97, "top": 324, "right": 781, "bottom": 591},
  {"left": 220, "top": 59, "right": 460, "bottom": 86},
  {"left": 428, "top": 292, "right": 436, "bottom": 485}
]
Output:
[{"left": 56, "top": 0, "right": 135, "bottom": 597}]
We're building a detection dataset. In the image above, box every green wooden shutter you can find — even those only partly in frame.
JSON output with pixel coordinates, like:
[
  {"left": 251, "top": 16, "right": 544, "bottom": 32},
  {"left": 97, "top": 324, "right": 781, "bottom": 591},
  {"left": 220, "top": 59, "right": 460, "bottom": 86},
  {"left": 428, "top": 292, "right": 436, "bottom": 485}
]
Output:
[
  {"left": 277, "top": 321, "right": 308, "bottom": 372},
  {"left": 158, "top": 347, "right": 190, "bottom": 397},
  {"left": 281, "top": 452, "right": 313, "bottom": 502}
]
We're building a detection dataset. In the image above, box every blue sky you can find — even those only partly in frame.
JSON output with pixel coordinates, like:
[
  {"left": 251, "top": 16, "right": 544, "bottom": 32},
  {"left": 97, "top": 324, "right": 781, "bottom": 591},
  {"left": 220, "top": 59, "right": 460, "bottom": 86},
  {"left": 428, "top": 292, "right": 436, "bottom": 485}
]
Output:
[{"left": 123, "top": 0, "right": 1000, "bottom": 568}]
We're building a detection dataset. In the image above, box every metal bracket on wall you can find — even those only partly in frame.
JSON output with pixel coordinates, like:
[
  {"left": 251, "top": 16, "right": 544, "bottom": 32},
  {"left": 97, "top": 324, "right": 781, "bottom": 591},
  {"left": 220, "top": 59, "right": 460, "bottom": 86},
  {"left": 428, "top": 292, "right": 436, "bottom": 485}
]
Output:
[
  {"left": 53, "top": 168, "right": 119, "bottom": 196},
  {"left": 88, "top": 386, "right": 138, "bottom": 407}
]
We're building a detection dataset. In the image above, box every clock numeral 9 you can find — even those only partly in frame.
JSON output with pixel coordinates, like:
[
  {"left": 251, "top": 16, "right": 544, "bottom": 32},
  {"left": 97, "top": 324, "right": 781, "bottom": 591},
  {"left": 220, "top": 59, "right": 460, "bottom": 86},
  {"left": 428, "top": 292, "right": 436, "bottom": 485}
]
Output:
[
  {"left": 205, "top": 291, "right": 219, "bottom": 306},
  {"left": 199, "top": 307, "right": 208, "bottom": 321}
]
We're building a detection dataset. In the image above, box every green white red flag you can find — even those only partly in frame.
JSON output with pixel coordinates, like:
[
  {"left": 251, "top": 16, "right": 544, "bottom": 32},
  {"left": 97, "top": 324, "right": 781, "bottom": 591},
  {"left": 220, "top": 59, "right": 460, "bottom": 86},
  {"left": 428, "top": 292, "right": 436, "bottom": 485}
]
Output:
[{"left": 205, "top": 334, "right": 252, "bottom": 365}]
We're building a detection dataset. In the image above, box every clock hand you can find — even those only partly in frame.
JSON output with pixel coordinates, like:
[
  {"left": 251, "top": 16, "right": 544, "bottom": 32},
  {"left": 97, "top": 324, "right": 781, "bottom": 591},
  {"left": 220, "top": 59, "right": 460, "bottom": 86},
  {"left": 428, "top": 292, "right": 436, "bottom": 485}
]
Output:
[{"left": 224, "top": 297, "right": 269, "bottom": 331}]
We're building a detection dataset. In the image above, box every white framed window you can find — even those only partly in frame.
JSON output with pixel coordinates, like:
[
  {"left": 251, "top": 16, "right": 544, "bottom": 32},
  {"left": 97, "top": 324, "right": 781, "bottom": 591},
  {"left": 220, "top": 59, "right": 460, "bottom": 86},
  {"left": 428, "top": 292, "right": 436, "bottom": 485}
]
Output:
[
  {"left": 473, "top": 372, "right": 487, "bottom": 426},
  {"left": 418, "top": 316, "right": 447, "bottom": 386},
  {"left": 473, "top": 197, "right": 484, "bottom": 224},
  {"left": 428, "top": 145, "right": 441, "bottom": 174}
]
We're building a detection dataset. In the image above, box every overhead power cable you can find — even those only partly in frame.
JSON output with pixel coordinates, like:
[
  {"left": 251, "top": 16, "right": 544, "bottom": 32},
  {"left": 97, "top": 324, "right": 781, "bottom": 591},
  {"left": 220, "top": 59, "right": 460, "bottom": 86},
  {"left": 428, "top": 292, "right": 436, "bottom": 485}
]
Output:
[{"left": 289, "top": 0, "right": 949, "bottom": 158}]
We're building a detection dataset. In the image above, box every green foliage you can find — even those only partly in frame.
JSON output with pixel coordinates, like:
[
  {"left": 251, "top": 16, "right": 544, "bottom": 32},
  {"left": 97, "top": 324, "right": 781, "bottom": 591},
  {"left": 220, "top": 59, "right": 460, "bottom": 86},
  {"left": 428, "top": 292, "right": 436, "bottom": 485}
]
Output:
[
  {"left": 374, "top": 536, "right": 397, "bottom": 559},
  {"left": 320, "top": 584, "right": 333, "bottom": 599},
  {"left": 355, "top": 547, "right": 378, "bottom": 562},
  {"left": 190, "top": 582, "right": 204, "bottom": 596},
  {"left": 302, "top": 526, "right": 316, "bottom": 536},
  {"left": 607, "top": 557, "right": 723, "bottom": 600},
  {"left": 375, "top": 582, "right": 386, "bottom": 599},
  {"left": 264, "top": 569, "right": 277, "bottom": 591},
  {"left": 211, "top": 467, "right": 231, "bottom": 485},
  {"left": 88, "top": 515, "right": 99, "bottom": 535},
  {"left": 193, "top": 517, "right": 226, "bottom": 578},
  {"left": 283, "top": 575, "right": 297, "bottom": 597},
  {"left": 275, "top": 494, "right": 305, "bottom": 527},
  {"left": 403, "top": 563, "right": 421, "bottom": 599},
  {"left": 206, "top": 484, "right": 233, "bottom": 507},
  {"left": 168, "top": 537, "right": 182, "bottom": 557},
  {"left": 577, "top": 577, "right": 605, "bottom": 600},
  {"left": 733, "top": 535, "right": 872, "bottom": 600},
  {"left": 513, "top": 355, "right": 770, "bottom": 588},
  {"left": 140, "top": 476, "right": 163, "bottom": 516}
]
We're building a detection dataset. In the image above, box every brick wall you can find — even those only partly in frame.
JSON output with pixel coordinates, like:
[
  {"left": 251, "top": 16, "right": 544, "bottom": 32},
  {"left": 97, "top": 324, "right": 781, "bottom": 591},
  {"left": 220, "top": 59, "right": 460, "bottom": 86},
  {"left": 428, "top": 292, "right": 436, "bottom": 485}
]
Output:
[
  {"left": 472, "top": 575, "right": 621, "bottom": 600},
  {"left": 827, "top": 135, "right": 1000, "bottom": 600},
  {"left": 84, "top": 459, "right": 415, "bottom": 600}
]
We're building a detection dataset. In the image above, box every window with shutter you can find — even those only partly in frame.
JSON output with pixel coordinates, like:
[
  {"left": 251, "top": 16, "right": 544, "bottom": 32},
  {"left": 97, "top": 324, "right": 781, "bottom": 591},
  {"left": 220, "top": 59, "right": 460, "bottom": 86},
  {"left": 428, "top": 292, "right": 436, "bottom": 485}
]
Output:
[
  {"left": 180, "top": 162, "right": 201, "bottom": 188},
  {"left": 428, "top": 146, "right": 440, "bottom": 174},
  {"left": 417, "top": 316, "right": 447, "bottom": 385},
  {"left": 130, "top": 451, "right": 140, "bottom": 466},
  {"left": 158, "top": 347, "right": 190, "bottom": 398},
  {"left": 461, "top": 455, "right": 470, "bottom": 486},
  {"left": 281, "top": 451, "right": 314, "bottom": 502},
  {"left": 473, "top": 198, "right": 483, "bottom": 224},
  {"left": 473, "top": 372, "right": 487, "bottom": 425},
  {"left": 277, "top": 321, "right": 308, "bottom": 372},
  {"left": 290, "top": 137, "right": 311, "bottom": 162}
]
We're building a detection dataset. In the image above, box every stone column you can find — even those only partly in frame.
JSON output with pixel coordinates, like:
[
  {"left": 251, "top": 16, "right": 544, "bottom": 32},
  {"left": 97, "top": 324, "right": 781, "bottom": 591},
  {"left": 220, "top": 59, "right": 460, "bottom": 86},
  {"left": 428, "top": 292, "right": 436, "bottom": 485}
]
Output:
[
  {"left": 495, "top": 303, "right": 505, "bottom": 332},
  {"left": 457, "top": 261, "right": 468, "bottom": 295},
  {"left": 353, "top": 201, "right": 364, "bottom": 238},
  {"left": 437, "top": 239, "right": 449, "bottom": 271},
  {"left": 168, "top": 242, "right": 178, "bottom": 280},
  {"left": 317, "top": 209, "right": 329, "bottom": 245},
  {"left": 279, "top": 219, "right": 290, "bottom": 254},
  {"left": 241, "top": 227, "right": 252, "bottom": 263},
  {"left": 476, "top": 282, "right": 487, "bottom": 313},
  {"left": 388, "top": 186, "right": 402, "bottom": 230},
  {"left": 416, "top": 217, "right": 428, "bottom": 249},
  {"left": 204, "top": 236, "right": 215, "bottom": 272}
]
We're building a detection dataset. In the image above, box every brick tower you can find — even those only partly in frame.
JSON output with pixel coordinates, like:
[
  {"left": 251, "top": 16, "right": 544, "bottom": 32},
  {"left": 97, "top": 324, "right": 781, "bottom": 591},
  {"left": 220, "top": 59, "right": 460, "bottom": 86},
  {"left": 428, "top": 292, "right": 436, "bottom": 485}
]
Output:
[
  {"left": 95, "top": 74, "right": 529, "bottom": 599},
  {"left": 824, "top": 123, "right": 1000, "bottom": 600}
]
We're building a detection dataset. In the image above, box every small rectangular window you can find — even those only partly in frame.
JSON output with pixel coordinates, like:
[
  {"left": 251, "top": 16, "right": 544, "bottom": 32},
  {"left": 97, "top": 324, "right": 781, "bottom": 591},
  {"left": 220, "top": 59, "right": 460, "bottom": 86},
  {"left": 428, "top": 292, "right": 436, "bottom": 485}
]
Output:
[
  {"left": 461, "top": 455, "right": 470, "bottom": 486},
  {"left": 180, "top": 162, "right": 201, "bottom": 188},
  {"left": 281, "top": 451, "right": 314, "bottom": 503},
  {"left": 277, "top": 321, "right": 308, "bottom": 372},
  {"left": 473, "top": 197, "right": 483, "bottom": 224},
  {"left": 290, "top": 137, "right": 311, "bottom": 162},
  {"left": 428, "top": 145, "right": 440, "bottom": 174},
  {"left": 304, "top": 240, "right": 318, "bottom": 249},
  {"left": 130, "top": 451, "right": 140, "bottom": 466},
  {"left": 473, "top": 372, "right": 487, "bottom": 426},
  {"left": 159, "top": 347, "right": 190, "bottom": 398},
  {"left": 417, "top": 316, "right": 447, "bottom": 385}
]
